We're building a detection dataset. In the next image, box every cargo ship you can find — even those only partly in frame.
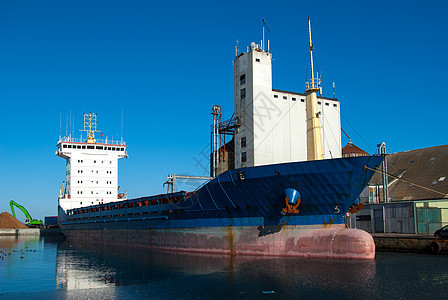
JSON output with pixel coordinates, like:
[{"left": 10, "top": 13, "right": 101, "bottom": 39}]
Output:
[{"left": 57, "top": 18, "right": 383, "bottom": 259}]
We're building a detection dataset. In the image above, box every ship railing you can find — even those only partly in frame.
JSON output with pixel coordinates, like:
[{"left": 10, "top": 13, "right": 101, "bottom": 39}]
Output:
[
  {"left": 305, "top": 78, "right": 321, "bottom": 91},
  {"left": 65, "top": 191, "right": 188, "bottom": 218},
  {"left": 58, "top": 136, "right": 126, "bottom": 145}
]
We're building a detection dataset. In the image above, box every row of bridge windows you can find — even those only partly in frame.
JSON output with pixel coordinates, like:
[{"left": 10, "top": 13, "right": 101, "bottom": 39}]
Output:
[{"left": 62, "top": 144, "right": 125, "bottom": 151}]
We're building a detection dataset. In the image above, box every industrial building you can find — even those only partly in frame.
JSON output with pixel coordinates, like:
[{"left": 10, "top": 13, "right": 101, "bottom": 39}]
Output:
[
  {"left": 211, "top": 41, "right": 342, "bottom": 176},
  {"left": 350, "top": 144, "right": 448, "bottom": 234},
  {"left": 342, "top": 141, "right": 369, "bottom": 158}
]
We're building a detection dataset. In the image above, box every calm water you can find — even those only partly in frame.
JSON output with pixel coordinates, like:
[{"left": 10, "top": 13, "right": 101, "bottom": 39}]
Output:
[{"left": 1, "top": 235, "right": 447, "bottom": 299}]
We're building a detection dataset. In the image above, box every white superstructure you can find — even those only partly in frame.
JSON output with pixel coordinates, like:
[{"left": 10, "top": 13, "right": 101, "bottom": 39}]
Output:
[
  {"left": 56, "top": 113, "right": 127, "bottom": 218},
  {"left": 233, "top": 40, "right": 341, "bottom": 169}
]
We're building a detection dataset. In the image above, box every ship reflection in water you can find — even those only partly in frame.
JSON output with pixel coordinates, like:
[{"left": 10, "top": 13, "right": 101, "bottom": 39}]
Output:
[
  {"left": 1, "top": 236, "right": 447, "bottom": 298},
  {"left": 56, "top": 242, "right": 116, "bottom": 291},
  {"left": 57, "top": 238, "right": 377, "bottom": 292},
  {"left": 55, "top": 240, "right": 379, "bottom": 299}
]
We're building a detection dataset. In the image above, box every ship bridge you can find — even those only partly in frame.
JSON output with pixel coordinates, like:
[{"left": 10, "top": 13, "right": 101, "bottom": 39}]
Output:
[{"left": 56, "top": 113, "right": 128, "bottom": 216}]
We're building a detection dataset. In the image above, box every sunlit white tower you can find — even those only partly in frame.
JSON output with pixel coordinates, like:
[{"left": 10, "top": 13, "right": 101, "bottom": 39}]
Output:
[
  {"left": 233, "top": 22, "right": 341, "bottom": 169},
  {"left": 233, "top": 41, "right": 273, "bottom": 168},
  {"left": 56, "top": 113, "right": 127, "bottom": 220}
]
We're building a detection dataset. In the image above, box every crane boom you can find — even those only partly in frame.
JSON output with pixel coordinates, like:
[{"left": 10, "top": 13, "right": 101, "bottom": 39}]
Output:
[
  {"left": 163, "top": 174, "right": 213, "bottom": 193},
  {"left": 9, "top": 200, "right": 43, "bottom": 227}
]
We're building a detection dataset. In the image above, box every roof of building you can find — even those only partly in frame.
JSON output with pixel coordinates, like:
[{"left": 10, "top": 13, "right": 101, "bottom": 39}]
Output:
[
  {"left": 218, "top": 138, "right": 234, "bottom": 152},
  {"left": 342, "top": 142, "right": 369, "bottom": 156},
  {"left": 272, "top": 89, "right": 339, "bottom": 102},
  {"left": 369, "top": 144, "right": 448, "bottom": 201}
]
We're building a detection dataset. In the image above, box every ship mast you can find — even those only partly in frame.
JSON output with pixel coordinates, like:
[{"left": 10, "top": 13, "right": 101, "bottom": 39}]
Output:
[
  {"left": 305, "top": 16, "right": 324, "bottom": 161},
  {"left": 80, "top": 113, "right": 100, "bottom": 143}
]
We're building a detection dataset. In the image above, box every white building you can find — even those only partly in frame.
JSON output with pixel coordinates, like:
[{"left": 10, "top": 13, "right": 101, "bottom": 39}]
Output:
[
  {"left": 56, "top": 113, "right": 127, "bottom": 218},
  {"left": 233, "top": 42, "right": 341, "bottom": 169}
]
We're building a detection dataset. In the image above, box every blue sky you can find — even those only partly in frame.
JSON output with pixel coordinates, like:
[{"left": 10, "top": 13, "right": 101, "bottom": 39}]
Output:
[{"left": 1, "top": 0, "right": 447, "bottom": 221}]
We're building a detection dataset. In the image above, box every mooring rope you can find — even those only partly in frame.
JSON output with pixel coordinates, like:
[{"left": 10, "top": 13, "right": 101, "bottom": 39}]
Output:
[{"left": 364, "top": 165, "right": 448, "bottom": 198}]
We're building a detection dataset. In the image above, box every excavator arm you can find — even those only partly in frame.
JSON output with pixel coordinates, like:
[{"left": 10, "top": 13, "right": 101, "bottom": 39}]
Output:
[
  {"left": 9, "top": 200, "right": 43, "bottom": 226},
  {"left": 10, "top": 200, "right": 33, "bottom": 221}
]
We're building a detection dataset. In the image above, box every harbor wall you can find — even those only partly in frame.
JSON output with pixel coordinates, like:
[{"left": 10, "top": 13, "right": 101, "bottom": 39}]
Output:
[
  {"left": 373, "top": 234, "right": 448, "bottom": 254},
  {"left": 0, "top": 228, "right": 40, "bottom": 236},
  {"left": 0, "top": 228, "right": 64, "bottom": 237}
]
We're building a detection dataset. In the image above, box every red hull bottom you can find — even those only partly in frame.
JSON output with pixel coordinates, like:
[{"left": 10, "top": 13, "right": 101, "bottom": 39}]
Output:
[{"left": 64, "top": 225, "right": 375, "bottom": 259}]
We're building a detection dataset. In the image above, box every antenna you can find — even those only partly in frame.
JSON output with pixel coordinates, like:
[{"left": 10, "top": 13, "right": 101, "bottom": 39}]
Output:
[
  {"left": 121, "top": 107, "right": 124, "bottom": 142},
  {"left": 305, "top": 17, "right": 322, "bottom": 92},
  {"left": 262, "top": 18, "right": 270, "bottom": 52},
  {"left": 333, "top": 82, "right": 335, "bottom": 98},
  {"left": 309, "top": 17, "right": 314, "bottom": 86},
  {"left": 235, "top": 40, "right": 239, "bottom": 56},
  {"left": 65, "top": 113, "right": 68, "bottom": 137},
  {"left": 69, "top": 110, "right": 71, "bottom": 139},
  {"left": 262, "top": 22, "right": 265, "bottom": 51},
  {"left": 73, "top": 114, "right": 75, "bottom": 138},
  {"left": 59, "top": 112, "right": 62, "bottom": 140}
]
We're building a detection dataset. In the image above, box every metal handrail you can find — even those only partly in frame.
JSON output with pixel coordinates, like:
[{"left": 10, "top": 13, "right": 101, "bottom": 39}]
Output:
[{"left": 58, "top": 137, "right": 126, "bottom": 145}]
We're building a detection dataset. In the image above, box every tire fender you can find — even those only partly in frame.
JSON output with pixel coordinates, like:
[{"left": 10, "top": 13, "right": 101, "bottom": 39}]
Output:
[{"left": 430, "top": 241, "right": 442, "bottom": 254}]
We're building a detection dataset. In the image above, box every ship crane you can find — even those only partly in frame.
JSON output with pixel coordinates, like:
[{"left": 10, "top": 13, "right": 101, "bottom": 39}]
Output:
[
  {"left": 163, "top": 174, "right": 213, "bottom": 194},
  {"left": 211, "top": 106, "right": 240, "bottom": 178}
]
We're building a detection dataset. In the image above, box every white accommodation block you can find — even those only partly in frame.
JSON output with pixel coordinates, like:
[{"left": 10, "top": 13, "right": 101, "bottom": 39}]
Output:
[{"left": 56, "top": 138, "right": 127, "bottom": 213}]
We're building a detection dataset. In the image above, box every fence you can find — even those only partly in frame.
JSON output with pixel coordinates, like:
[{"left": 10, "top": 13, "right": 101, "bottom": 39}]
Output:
[{"left": 416, "top": 207, "right": 448, "bottom": 235}]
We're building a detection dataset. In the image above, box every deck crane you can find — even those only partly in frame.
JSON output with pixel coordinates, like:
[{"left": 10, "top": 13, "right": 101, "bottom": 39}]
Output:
[
  {"left": 9, "top": 200, "right": 43, "bottom": 228},
  {"left": 163, "top": 174, "right": 213, "bottom": 194}
]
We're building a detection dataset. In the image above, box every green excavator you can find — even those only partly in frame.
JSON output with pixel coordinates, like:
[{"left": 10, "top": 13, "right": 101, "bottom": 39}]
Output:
[{"left": 9, "top": 200, "right": 43, "bottom": 228}]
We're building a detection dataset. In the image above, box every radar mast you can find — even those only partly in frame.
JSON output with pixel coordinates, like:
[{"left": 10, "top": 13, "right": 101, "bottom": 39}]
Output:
[{"left": 80, "top": 113, "right": 100, "bottom": 143}]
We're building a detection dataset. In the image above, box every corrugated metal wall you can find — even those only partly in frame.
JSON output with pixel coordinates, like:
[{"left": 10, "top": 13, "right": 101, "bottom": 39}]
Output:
[
  {"left": 350, "top": 200, "right": 448, "bottom": 234},
  {"left": 350, "top": 202, "right": 415, "bottom": 234}
]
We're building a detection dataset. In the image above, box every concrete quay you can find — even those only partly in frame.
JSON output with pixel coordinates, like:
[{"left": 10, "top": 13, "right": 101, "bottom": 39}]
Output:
[
  {"left": 0, "top": 228, "right": 40, "bottom": 236},
  {"left": 0, "top": 228, "right": 63, "bottom": 237},
  {"left": 372, "top": 233, "right": 448, "bottom": 254}
]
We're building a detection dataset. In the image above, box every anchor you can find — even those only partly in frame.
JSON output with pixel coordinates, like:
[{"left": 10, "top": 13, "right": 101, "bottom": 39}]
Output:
[{"left": 282, "top": 188, "right": 301, "bottom": 214}]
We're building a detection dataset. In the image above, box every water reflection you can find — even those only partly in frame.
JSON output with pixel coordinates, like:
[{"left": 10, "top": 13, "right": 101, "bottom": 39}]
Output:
[
  {"left": 55, "top": 239, "right": 378, "bottom": 298},
  {"left": 2, "top": 236, "right": 448, "bottom": 298},
  {"left": 57, "top": 239, "right": 244, "bottom": 285},
  {"left": 0, "top": 236, "right": 58, "bottom": 293},
  {"left": 56, "top": 245, "right": 116, "bottom": 291}
]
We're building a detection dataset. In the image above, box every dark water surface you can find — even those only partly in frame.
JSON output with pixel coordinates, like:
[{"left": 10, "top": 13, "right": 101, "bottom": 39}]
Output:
[{"left": 1, "top": 235, "right": 447, "bottom": 299}]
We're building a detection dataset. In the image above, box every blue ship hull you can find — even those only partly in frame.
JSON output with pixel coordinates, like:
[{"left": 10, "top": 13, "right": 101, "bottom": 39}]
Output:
[
  {"left": 61, "top": 156, "right": 384, "bottom": 259},
  {"left": 189, "top": 155, "right": 383, "bottom": 218}
]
